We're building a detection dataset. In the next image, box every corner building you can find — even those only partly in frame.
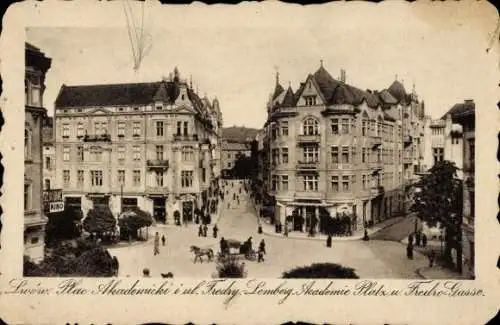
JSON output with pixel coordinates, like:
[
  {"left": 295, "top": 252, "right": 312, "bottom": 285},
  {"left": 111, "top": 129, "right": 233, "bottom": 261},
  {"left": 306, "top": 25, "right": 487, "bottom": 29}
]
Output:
[
  {"left": 54, "top": 68, "right": 222, "bottom": 224},
  {"left": 24, "top": 43, "right": 51, "bottom": 261},
  {"left": 264, "top": 64, "right": 425, "bottom": 232}
]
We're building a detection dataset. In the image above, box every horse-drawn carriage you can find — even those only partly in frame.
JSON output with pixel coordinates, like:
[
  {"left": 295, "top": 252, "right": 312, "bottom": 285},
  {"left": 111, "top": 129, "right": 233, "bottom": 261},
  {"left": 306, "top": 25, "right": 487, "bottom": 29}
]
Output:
[{"left": 217, "top": 238, "right": 257, "bottom": 262}]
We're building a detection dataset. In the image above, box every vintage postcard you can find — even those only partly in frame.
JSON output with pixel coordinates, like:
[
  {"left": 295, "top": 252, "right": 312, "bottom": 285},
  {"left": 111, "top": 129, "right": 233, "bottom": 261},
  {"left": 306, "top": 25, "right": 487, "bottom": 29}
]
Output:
[{"left": 0, "top": 0, "right": 498, "bottom": 324}]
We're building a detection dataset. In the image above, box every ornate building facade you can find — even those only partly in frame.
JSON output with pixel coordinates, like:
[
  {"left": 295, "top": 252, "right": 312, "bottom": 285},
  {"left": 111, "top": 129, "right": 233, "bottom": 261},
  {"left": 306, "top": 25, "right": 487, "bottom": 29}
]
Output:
[
  {"left": 260, "top": 64, "right": 425, "bottom": 233},
  {"left": 53, "top": 68, "right": 222, "bottom": 224},
  {"left": 25, "top": 43, "right": 52, "bottom": 261}
]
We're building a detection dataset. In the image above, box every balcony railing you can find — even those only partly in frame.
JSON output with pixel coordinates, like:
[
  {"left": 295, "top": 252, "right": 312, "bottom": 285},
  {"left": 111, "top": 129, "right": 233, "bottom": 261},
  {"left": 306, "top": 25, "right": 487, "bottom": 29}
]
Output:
[
  {"left": 174, "top": 134, "right": 199, "bottom": 141},
  {"left": 146, "top": 186, "right": 169, "bottom": 194},
  {"left": 371, "top": 135, "right": 382, "bottom": 147},
  {"left": 146, "top": 159, "right": 169, "bottom": 169},
  {"left": 294, "top": 191, "right": 323, "bottom": 200},
  {"left": 83, "top": 134, "right": 111, "bottom": 142},
  {"left": 296, "top": 161, "right": 319, "bottom": 170},
  {"left": 297, "top": 134, "right": 321, "bottom": 144},
  {"left": 369, "top": 161, "right": 383, "bottom": 171}
]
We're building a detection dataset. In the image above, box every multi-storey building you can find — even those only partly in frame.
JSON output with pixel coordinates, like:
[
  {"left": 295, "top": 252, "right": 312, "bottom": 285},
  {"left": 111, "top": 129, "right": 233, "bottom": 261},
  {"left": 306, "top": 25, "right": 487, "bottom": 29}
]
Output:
[
  {"left": 261, "top": 64, "right": 425, "bottom": 233},
  {"left": 53, "top": 68, "right": 223, "bottom": 224},
  {"left": 221, "top": 140, "right": 252, "bottom": 176},
  {"left": 421, "top": 101, "right": 475, "bottom": 179},
  {"left": 24, "top": 43, "right": 52, "bottom": 261},
  {"left": 452, "top": 101, "right": 475, "bottom": 279},
  {"left": 42, "top": 117, "right": 56, "bottom": 190}
]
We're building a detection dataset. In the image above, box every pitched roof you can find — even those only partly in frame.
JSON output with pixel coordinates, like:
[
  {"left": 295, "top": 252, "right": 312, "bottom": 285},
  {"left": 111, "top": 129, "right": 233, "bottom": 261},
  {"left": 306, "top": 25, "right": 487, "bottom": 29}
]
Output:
[
  {"left": 387, "top": 80, "right": 407, "bottom": 102},
  {"left": 281, "top": 86, "right": 295, "bottom": 107},
  {"left": 55, "top": 82, "right": 164, "bottom": 108},
  {"left": 312, "top": 66, "right": 341, "bottom": 104},
  {"left": 272, "top": 83, "right": 285, "bottom": 100},
  {"left": 441, "top": 100, "right": 475, "bottom": 120}
]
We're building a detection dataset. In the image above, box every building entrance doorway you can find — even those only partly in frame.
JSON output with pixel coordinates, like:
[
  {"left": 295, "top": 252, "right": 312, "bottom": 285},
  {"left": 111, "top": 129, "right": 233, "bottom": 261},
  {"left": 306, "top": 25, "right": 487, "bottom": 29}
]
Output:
[
  {"left": 292, "top": 208, "right": 304, "bottom": 231},
  {"left": 182, "top": 201, "right": 194, "bottom": 223},
  {"left": 153, "top": 197, "right": 166, "bottom": 223},
  {"left": 304, "top": 206, "right": 316, "bottom": 230}
]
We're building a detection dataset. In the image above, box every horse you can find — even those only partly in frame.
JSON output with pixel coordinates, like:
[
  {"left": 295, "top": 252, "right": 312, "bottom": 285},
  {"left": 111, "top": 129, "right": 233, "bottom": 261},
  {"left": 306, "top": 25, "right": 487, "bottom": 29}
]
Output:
[{"left": 190, "top": 245, "right": 214, "bottom": 263}]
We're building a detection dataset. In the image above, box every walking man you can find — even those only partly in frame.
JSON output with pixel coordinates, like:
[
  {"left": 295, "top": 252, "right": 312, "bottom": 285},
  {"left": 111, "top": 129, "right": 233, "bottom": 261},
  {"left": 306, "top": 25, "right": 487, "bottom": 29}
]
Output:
[
  {"left": 203, "top": 224, "right": 208, "bottom": 237},
  {"left": 198, "top": 225, "right": 203, "bottom": 237},
  {"left": 213, "top": 224, "right": 219, "bottom": 238},
  {"left": 153, "top": 232, "right": 160, "bottom": 256},
  {"left": 161, "top": 234, "right": 166, "bottom": 246}
]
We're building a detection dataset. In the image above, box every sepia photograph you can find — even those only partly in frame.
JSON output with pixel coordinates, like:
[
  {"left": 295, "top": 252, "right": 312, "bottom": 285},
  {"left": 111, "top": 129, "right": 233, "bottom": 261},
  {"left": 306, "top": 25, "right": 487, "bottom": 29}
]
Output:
[{"left": 0, "top": 1, "right": 497, "bottom": 324}]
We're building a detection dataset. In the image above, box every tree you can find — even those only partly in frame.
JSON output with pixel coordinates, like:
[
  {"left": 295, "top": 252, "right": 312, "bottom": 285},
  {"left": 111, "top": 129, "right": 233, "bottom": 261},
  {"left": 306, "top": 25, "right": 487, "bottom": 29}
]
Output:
[
  {"left": 118, "top": 207, "right": 153, "bottom": 240},
  {"left": 231, "top": 152, "right": 255, "bottom": 179},
  {"left": 282, "top": 263, "right": 359, "bottom": 279},
  {"left": 410, "top": 160, "right": 463, "bottom": 271},
  {"left": 216, "top": 256, "right": 247, "bottom": 278},
  {"left": 83, "top": 207, "right": 116, "bottom": 235},
  {"left": 45, "top": 208, "right": 84, "bottom": 245}
]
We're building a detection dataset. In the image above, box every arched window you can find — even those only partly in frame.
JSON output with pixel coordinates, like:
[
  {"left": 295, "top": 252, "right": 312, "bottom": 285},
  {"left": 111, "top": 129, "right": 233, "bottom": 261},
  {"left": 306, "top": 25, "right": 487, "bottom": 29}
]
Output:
[
  {"left": 24, "top": 128, "right": 31, "bottom": 160},
  {"left": 302, "top": 117, "right": 319, "bottom": 135}
]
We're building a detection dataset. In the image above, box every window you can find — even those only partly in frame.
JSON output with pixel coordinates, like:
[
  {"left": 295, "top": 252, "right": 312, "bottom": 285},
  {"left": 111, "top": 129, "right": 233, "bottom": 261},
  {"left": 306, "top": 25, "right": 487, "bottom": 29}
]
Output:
[
  {"left": 331, "top": 118, "right": 339, "bottom": 134},
  {"left": 100, "top": 122, "right": 108, "bottom": 135},
  {"left": 362, "top": 147, "right": 367, "bottom": 163},
  {"left": 342, "top": 175, "right": 350, "bottom": 191},
  {"left": 133, "top": 170, "right": 141, "bottom": 186},
  {"left": 44, "top": 179, "right": 51, "bottom": 190},
  {"left": 63, "top": 146, "right": 70, "bottom": 161},
  {"left": 281, "top": 147, "right": 289, "bottom": 164},
  {"left": 271, "top": 175, "right": 279, "bottom": 191},
  {"left": 181, "top": 171, "right": 193, "bottom": 188},
  {"left": 156, "top": 105, "right": 163, "bottom": 111},
  {"left": 63, "top": 170, "right": 70, "bottom": 186},
  {"left": 376, "top": 117, "right": 382, "bottom": 136},
  {"left": 25, "top": 129, "right": 31, "bottom": 159},
  {"left": 133, "top": 146, "right": 141, "bottom": 161},
  {"left": 362, "top": 174, "right": 367, "bottom": 189},
  {"left": 156, "top": 121, "right": 164, "bottom": 137},
  {"left": 272, "top": 148, "right": 280, "bottom": 165},
  {"left": 90, "top": 150, "right": 102, "bottom": 162},
  {"left": 468, "top": 139, "right": 475, "bottom": 166},
  {"left": 177, "top": 121, "right": 182, "bottom": 135},
  {"left": 227, "top": 162, "right": 232, "bottom": 168},
  {"left": 303, "top": 146, "right": 319, "bottom": 163},
  {"left": 183, "top": 121, "right": 189, "bottom": 136},
  {"left": 77, "top": 123, "right": 84, "bottom": 138},
  {"left": 24, "top": 183, "right": 31, "bottom": 210},
  {"left": 432, "top": 148, "right": 444, "bottom": 165},
  {"left": 117, "top": 122, "right": 125, "bottom": 137},
  {"left": 281, "top": 121, "right": 289, "bottom": 136},
  {"left": 94, "top": 122, "right": 101, "bottom": 135},
  {"left": 62, "top": 124, "right": 70, "bottom": 138},
  {"left": 118, "top": 107, "right": 124, "bottom": 112},
  {"left": 91, "top": 170, "right": 103, "bottom": 187},
  {"left": 362, "top": 118, "right": 368, "bottom": 136},
  {"left": 77, "top": 170, "right": 84, "bottom": 187},
  {"left": 331, "top": 146, "right": 339, "bottom": 163},
  {"left": 351, "top": 118, "right": 357, "bottom": 133},
  {"left": 341, "top": 146, "right": 349, "bottom": 164},
  {"left": 341, "top": 118, "right": 349, "bottom": 134},
  {"left": 377, "top": 148, "right": 382, "bottom": 163},
  {"left": 118, "top": 146, "right": 125, "bottom": 163},
  {"left": 303, "top": 117, "right": 319, "bottom": 135},
  {"left": 117, "top": 170, "right": 125, "bottom": 185},
  {"left": 133, "top": 122, "right": 141, "bottom": 136},
  {"left": 303, "top": 175, "right": 319, "bottom": 191},
  {"left": 304, "top": 96, "right": 317, "bottom": 106},
  {"left": 202, "top": 168, "right": 206, "bottom": 182},
  {"left": 331, "top": 175, "right": 339, "bottom": 192},
  {"left": 77, "top": 146, "right": 84, "bottom": 162},
  {"left": 182, "top": 146, "right": 194, "bottom": 161},
  {"left": 351, "top": 146, "right": 357, "bottom": 163},
  {"left": 45, "top": 156, "right": 51, "bottom": 170},
  {"left": 156, "top": 145, "right": 164, "bottom": 160},
  {"left": 281, "top": 175, "right": 289, "bottom": 191}
]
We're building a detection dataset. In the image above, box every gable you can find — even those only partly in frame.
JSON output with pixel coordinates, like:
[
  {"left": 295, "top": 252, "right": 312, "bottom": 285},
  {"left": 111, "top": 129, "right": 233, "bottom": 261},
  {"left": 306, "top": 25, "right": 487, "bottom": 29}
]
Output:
[
  {"left": 88, "top": 108, "right": 112, "bottom": 115},
  {"left": 172, "top": 104, "right": 196, "bottom": 115},
  {"left": 295, "top": 75, "right": 325, "bottom": 106}
]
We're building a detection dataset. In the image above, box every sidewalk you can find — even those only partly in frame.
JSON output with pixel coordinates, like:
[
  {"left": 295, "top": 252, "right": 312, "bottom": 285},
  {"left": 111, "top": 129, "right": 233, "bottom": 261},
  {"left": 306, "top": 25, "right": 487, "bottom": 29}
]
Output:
[{"left": 416, "top": 265, "right": 467, "bottom": 279}]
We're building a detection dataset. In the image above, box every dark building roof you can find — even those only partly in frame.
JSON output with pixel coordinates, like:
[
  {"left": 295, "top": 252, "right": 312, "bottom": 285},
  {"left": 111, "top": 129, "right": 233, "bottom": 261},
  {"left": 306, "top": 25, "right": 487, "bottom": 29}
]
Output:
[
  {"left": 442, "top": 99, "right": 475, "bottom": 121},
  {"left": 281, "top": 86, "right": 295, "bottom": 107},
  {"left": 272, "top": 83, "right": 285, "bottom": 100},
  {"left": 26, "top": 42, "right": 52, "bottom": 74}
]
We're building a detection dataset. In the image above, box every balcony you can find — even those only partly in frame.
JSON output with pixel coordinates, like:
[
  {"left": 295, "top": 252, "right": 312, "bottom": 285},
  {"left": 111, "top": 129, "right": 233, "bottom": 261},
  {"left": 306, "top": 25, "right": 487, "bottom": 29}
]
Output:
[
  {"left": 297, "top": 134, "right": 320, "bottom": 144},
  {"left": 174, "top": 134, "right": 199, "bottom": 142},
  {"left": 369, "top": 161, "right": 383, "bottom": 171},
  {"left": 370, "top": 185, "right": 384, "bottom": 196},
  {"left": 403, "top": 156, "right": 412, "bottom": 164},
  {"left": 371, "top": 135, "right": 382, "bottom": 147},
  {"left": 146, "top": 159, "right": 169, "bottom": 169},
  {"left": 146, "top": 186, "right": 169, "bottom": 195},
  {"left": 296, "top": 161, "right": 319, "bottom": 171},
  {"left": 294, "top": 191, "right": 323, "bottom": 200},
  {"left": 83, "top": 134, "right": 111, "bottom": 142}
]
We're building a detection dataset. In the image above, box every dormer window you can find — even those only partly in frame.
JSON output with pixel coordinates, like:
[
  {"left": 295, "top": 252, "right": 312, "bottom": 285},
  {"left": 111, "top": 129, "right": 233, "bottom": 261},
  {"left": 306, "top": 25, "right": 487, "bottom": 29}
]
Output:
[
  {"left": 156, "top": 105, "right": 163, "bottom": 111},
  {"left": 304, "top": 96, "right": 317, "bottom": 106},
  {"left": 134, "top": 107, "right": 139, "bottom": 111},
  {"left": 118, "top": 107, "right": 124, "bottom": 112},
  {"left": 77, "top": 108, "right": 83, "bottom": 113}
]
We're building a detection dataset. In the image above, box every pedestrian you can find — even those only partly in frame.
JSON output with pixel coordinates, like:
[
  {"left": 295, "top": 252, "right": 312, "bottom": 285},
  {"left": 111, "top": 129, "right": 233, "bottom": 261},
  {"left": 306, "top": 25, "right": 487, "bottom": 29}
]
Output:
[
  {"left": 326, "top": 234, "right": 332, "bottom": 248},
  {"left": 284, "top": 224, "right": 288, "bottom": 237},
  {"left": 154, "top": 232, "right": 160, "bottom": 256},
  {"left": 239, "top": 188, "right": 242, "bottom": 194},
  {"left": 161, "top": 234, "right": 166, "bottom": 246},
  {"left": 247, "top": 236, "right": 253, "bottom": 252},
  {"left": 416, "top": 231, "right": 421, "bottom": 247},
  {"left": 422, "top": 233, "right": 428, "bottom": 248},
  {"left": 363, "top": 229, "right": 370, "bottom": 241},
  {"left": 203, "top": 224, "right": 208, "bottom": 237},
  {"left": 233, "top": 193, "right": 236, "bottom": 200},
  {"left": 406, "top": 243, "right": 413, "bottom": 260},
  {"left": 259, "top": 239, "right": 266, "bottom": 254},
  {"left": 198, "top": 225, "right": 203, "bottom": 237},
  {"left": 408, "top": 233, "right": 414, "bottom": 246},
  {"left": 228, "top": 202, "right": 230, "bottom": 209},
  {"left": 429, "top": 250, "right": 435, "bottom": 267},
  {"left": 257, "top": 249, "right": 264, "bottom": 263},
  {"left": 213, "top": 224, "right": 219, "bottom": 238},
  {"left": 219, "top": 237, "right": 225, "bottom": 254}
]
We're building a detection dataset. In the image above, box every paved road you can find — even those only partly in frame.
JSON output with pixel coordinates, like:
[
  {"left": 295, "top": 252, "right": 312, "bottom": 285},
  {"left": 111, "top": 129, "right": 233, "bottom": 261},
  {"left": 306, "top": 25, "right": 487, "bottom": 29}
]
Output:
[
  {"left": 109, "top": 180, "right": 430, "bottom": 278},
  {"left": 371, "top": 213, "right": 422, "bottom": 242}
]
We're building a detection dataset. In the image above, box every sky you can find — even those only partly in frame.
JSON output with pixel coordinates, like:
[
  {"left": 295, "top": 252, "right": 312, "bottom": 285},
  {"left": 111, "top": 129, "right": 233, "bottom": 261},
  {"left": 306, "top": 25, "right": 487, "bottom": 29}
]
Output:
[{"left": 25, "top": 1, "right": 497, "bottom": 129}]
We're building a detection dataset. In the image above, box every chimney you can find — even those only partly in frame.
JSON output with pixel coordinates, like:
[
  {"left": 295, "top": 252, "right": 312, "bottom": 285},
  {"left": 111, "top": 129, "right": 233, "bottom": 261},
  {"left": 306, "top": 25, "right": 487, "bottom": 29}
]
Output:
[
  {"left": 464, "top": 99, "right": 474, "bottom": 104},
  {"left": 340, "top": 69, "right": 346, "bottom": 83}
]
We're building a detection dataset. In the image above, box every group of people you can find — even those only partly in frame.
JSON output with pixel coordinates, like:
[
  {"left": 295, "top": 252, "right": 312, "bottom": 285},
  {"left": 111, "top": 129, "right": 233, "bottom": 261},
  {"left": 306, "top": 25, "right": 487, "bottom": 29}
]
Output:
[
  {"left": 153, "top": 231, "right": 167, "bottom": 256},
  {"left": 198, "top": 224, "right": 219, "bottom": 238},
  {"left": 406, "top": 231, "right": 429, "bottom": 260},
  {"left": 218, "top": 236, "right": 267, "bottom": 262}
]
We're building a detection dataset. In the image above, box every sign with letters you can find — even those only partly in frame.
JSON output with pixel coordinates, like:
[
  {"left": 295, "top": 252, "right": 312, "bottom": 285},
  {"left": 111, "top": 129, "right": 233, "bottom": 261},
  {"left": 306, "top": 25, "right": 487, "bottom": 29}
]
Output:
[{"left": 43, "top": 189, "right": 64, "bottom": 213}]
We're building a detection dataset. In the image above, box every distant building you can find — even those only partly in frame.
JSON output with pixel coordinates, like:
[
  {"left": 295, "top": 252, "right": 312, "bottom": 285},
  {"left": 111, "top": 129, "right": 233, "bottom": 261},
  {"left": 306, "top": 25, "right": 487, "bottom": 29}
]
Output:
[
  {"left": 452, "top": 100, "right": 475, "bottom": 279},
  {"left": 42, "top": 117, "right": 56, "bottom": 190},
  {"left": 53, "top": 68, "right": 223, "bottom": 224},
  {"left": 258, "top": 63, "right": 426, "bottom": 233},
  {"left": 220, "top": 140, "right": 251, "bottom": 177},
  {"left": 25, "top": 43, "right": 52, "bottom": 261}
]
